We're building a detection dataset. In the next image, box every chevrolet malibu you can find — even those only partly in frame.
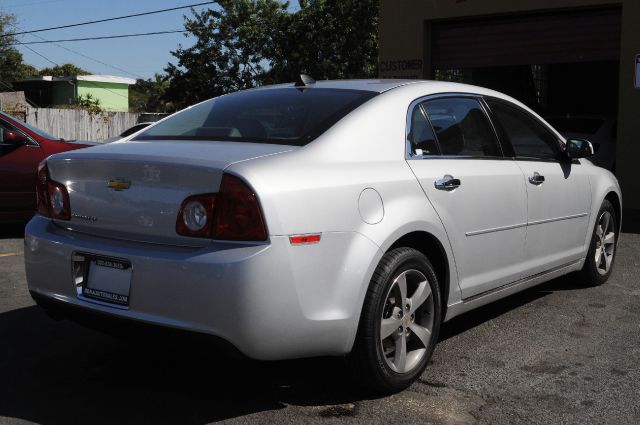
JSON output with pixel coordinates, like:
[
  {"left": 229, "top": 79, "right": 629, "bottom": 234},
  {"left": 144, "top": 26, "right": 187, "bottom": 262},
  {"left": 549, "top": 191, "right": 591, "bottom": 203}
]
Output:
[{"left": 25, "top": 79, "right": 621, "bottom": 393}]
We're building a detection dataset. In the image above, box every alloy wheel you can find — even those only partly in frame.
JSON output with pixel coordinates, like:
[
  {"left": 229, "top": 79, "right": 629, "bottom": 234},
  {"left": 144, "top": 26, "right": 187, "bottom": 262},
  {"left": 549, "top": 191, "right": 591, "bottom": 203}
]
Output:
[
  {"left": 595, "top": 211, "right": 616, "bottom": 276},
  {"left": 380, "top": 269, "right": 435, "bottom": 373}
]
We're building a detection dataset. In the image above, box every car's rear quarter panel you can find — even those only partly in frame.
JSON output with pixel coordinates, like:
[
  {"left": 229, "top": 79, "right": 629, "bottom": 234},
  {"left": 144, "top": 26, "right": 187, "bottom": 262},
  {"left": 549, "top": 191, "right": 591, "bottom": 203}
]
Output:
[{"left": 229, "top": 88, "right": 463, "bottom": 340}]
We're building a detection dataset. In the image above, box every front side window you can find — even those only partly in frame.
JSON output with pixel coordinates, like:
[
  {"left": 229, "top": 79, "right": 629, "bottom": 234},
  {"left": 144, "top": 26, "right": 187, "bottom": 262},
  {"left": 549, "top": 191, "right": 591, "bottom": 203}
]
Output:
[
  {"left": 135, "top": 88, "right": 377, "bottom": 147},
  {"left": 420, "top": 98, "right": 501, "bottom": 157},
  {"left": 488, "top": 101, "right": 561, "bottom": 160}
]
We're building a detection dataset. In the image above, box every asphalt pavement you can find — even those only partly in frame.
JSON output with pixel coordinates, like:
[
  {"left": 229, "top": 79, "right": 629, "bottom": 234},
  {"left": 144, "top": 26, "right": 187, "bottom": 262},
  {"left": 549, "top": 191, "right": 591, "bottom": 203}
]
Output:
[{"left": 0, "top": 222, "right": 638, "bottom": 425}]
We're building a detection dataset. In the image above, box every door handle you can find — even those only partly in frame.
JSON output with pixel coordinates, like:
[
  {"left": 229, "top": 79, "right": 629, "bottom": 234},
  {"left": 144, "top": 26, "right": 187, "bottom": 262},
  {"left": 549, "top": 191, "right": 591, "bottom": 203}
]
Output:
[
  {"left": 528, "top": 172, "right": 545, "bottom": 186},
  {"left": 434, "top": 174, "right": 461, "bottom": 191}
]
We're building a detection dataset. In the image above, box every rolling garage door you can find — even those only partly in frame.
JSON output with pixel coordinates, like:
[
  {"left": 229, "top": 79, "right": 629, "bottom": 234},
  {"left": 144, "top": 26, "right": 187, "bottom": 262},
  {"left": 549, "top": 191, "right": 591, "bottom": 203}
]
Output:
[{"left": 431, "top": 7, "right": 622, "bottom": 69}]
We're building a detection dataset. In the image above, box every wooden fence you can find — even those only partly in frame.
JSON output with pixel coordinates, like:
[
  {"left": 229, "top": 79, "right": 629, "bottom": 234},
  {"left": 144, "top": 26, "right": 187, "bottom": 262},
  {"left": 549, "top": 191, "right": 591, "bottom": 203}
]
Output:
[{"left": 23, "top": 108, "right": 142, "bottom": 142}]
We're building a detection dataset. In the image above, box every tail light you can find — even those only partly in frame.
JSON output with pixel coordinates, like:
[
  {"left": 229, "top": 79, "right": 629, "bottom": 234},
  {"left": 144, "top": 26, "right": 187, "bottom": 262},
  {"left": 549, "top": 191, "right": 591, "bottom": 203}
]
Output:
[
  {"left": 36, "top": 160, "right": 71, "bottom": 220},
  {"left": 176, "top": 173, "right": 267, "bottom": 241},
  {"left": 176, "top": 194, "right": 216, "bottom": 238}
]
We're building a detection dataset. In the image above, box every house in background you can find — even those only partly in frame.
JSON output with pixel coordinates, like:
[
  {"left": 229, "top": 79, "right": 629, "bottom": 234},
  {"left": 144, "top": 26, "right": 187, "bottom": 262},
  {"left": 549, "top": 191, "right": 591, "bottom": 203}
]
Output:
[{"left": 14, "top": 75, "right": 136, "bottom": 112}]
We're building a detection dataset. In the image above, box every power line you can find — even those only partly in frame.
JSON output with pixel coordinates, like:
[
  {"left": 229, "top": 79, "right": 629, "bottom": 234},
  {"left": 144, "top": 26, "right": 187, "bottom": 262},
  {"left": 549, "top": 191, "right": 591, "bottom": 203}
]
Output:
[
  {"left": 11, "top": 22, "right": 146, "bottom": 80},
  {"left": 47, "top": 43, "right": 146, "bottom": 80},
  {"left": 12, "top": 29, "right": 187, "bottom": 45},
  {"left": 12, "top": 37, "right": 131, "bottom": 101},
  {"left": 6, "top": 24, "right": 130, "bottom": 106},
  {"left": 1, "top": 2, "right": 214, "bottom": 37},
  {"left": 21, "top": 44, "right": 58, "bottom": 66}
]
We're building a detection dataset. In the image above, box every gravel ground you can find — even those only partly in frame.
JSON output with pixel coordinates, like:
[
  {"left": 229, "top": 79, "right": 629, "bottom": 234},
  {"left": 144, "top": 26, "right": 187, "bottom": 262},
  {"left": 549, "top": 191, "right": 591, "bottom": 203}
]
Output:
[{"left": 1, "top": 223, "right": 638, "bottom": 425}]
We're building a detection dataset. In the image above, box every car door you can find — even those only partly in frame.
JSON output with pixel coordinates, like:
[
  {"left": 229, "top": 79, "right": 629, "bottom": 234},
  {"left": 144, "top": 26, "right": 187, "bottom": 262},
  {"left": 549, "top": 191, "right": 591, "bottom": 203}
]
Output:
[
  {"left": 486, "top": 99, "right": 591, "bottom": 277},
  {"left": 0, "top": 119, "right": 44, "bottom": 214},
  {"left": 407, "top": 95, "right": 528, "bottom": 299}
]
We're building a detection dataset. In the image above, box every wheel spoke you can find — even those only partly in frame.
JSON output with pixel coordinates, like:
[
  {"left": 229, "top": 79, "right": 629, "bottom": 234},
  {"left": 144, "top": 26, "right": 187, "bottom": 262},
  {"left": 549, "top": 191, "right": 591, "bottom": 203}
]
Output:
[
  {"left": 381, "top": 316, "right": 401, "bottom": 339},
  {"left": 409, "top": 280, "right": 431, "bottom": 314},
  {"left": 395, "top": 272, "right": 408, "bottom": 306},
  {"left": 596, "top": 224, "right": 603, "bottom": 238},
  {"left": 409, "top": 323, "right": 431, "bottom": 348},
  {"left": 594, "top": 246, "right": 602, "bottom": 265},
  {"left": 394, "top": 332, "right": 407, "bottom": 372},
  {"left": 602, "top": 213, "right": 611, "bottom": 234},
  {"left": 605, "top": 251, "right": 613, "bottom": 271},
  {"left": 604, "top": 232, "right": 615, "bottom": 246}
]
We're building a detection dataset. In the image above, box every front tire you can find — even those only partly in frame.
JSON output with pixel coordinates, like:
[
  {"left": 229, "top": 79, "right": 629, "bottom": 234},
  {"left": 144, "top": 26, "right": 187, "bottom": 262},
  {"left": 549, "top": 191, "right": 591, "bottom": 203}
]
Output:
[
  {"left": 348, "top": 247, "right": 441, "bottom": 394},
  {"left": 579, "top": 199, "right": 618, "bottom": 286}
]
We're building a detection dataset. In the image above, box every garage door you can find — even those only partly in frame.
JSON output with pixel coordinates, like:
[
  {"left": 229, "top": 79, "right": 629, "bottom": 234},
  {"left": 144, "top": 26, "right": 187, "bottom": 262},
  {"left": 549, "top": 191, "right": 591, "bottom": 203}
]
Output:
[{"left": 431, "top": 8, "right": 621, "bottom": 69}]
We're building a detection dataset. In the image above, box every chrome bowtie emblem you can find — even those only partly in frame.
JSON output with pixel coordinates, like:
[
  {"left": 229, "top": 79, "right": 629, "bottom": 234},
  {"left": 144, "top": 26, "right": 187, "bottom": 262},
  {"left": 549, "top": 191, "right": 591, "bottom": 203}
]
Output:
[{"left": 107, "top": 179, "right": 131, "bottom": 191}]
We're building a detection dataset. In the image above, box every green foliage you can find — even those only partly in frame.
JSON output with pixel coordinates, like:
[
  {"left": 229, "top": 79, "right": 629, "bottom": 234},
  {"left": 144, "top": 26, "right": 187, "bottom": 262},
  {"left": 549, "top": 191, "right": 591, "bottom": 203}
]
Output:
[
  {"left": 164, "top": 0, "right": 378, "bottom": 109},
  {"left": 266, "top": 0, "right": 379, "bottom": 83},
  {"left": 38, "top": 63, "right": 91, "bottom": 77},
  {"left": 0, "top": 13, "right": 39, "bottom": 90},
  {"left": 55, "top": 94, "right": 104, "bottom": 115},
  {"left": 129, "top": 74, "right": 172, "bottom": 113}
]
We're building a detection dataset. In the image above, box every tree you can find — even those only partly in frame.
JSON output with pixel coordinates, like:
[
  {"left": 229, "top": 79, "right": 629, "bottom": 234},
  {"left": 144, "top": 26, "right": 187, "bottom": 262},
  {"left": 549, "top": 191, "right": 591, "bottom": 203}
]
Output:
[
  {"left": 164, "top": 0, "right": 286, "bottom": 108},
  {"left": 266, "top": 0, "right": 379, "bottom": 83},
  {"left": 38, "top": 63, "right": 90, "bottom": 77},
  {"left": 0, "top": 13, "right": 39, "bottom": 90},
  {"left": 129, "top": 74, "right": 172, "bottom": 112},
  {"left": 164, "top": 0, "right": 378, "bottom": 109}
]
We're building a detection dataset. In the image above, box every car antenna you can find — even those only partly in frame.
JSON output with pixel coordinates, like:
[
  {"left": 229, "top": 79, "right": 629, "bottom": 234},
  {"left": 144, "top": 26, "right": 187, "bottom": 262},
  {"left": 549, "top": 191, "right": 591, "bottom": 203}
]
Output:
[{"left": 295, "top": 73, "right": 316, "bottom": 87}]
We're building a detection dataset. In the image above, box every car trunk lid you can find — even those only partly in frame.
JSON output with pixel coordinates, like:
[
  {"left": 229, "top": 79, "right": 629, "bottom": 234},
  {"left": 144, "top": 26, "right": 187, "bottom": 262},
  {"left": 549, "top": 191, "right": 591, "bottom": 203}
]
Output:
[{"left": 46, "top": 140, "right": 293, "bottom": 246}]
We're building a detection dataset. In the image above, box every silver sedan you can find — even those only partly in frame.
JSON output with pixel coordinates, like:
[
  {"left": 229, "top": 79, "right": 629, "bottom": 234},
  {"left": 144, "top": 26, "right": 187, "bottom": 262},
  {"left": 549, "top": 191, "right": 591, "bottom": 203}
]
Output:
[{"left": 25, "top": 78, "right": 621, "bottom": 393}]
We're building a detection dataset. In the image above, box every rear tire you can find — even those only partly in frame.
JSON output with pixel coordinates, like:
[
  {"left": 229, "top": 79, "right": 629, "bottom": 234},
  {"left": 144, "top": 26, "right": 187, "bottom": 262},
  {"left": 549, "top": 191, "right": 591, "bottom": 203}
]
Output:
[
  {"left": 348, "top": 247, "right": 441, "bottom": 394},
  {"left": 579, "top": 199, "right": 618, "bottom": 286}
]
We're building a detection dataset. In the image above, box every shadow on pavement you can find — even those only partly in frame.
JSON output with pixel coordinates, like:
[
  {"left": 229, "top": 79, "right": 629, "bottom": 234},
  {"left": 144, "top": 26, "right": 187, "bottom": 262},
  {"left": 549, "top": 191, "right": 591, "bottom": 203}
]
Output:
[
  {"left": 0, "top": 222, "right": 26, "bottom": 239},
  {"left": 0, "top": 274, "right": 583, "bottom": 424},
  {"left": 439, "top": 274, "right": 587, "bottom": 342},
  {"left": 0, "top": 305, "right": 367, "bottom": 425},
  {"left": 622, "top": 208, "right": 640, "bottom": 234}
]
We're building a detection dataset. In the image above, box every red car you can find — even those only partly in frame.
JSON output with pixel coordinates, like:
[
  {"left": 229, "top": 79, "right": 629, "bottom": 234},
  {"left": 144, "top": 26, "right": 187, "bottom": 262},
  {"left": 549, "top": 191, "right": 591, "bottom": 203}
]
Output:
[{"left": 0, "top": 112, "right": 93, "bottom": 222}]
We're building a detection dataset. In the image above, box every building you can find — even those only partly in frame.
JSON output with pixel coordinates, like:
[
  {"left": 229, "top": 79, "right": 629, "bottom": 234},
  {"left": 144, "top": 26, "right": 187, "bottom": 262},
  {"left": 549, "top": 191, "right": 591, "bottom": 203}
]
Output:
[
  {"left": 14, "top": 75, "right": 136, "bottom": 112},
  {"left": 379, "top": 0, "right": 640, "bottom": 213}
]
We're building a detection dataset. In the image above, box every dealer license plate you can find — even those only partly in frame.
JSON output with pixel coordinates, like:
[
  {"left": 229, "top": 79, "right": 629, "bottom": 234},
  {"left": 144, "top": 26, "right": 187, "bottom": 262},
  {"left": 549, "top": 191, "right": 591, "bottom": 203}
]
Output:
[{"left": 82, "top": 257, "right": 131, "bottom": 306}]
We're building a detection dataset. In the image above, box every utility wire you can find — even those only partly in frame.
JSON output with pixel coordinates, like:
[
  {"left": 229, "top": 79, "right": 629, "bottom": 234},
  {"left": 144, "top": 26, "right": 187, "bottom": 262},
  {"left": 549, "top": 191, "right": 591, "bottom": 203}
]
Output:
[
  {"left": 21, "top": 44, "right": 59, "bottom": 66},
  {"left": 1, "top": 2, "right": 214, "bottom": 37},
  {"left": 13, "top": 39, "right": 131, "bottom": 101},
  {"left": 11, "top": 22, "right": 146, "bottom": 80},
  {"left": 7, "top": 24, "right": 130, "bottom": 106},
  {"left": 11, "top": 29, "right": 187, "bottom": 45}
]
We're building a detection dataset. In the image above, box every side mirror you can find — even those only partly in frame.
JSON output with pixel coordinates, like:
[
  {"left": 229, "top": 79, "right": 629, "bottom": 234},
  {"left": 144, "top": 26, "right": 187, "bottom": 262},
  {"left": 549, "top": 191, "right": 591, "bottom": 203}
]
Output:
[
  {"left": 2, "top": 130, "right": 29, "bottom": 146},
  {"left": 565, "top": 138, "right": 594, "bottom": 159}
]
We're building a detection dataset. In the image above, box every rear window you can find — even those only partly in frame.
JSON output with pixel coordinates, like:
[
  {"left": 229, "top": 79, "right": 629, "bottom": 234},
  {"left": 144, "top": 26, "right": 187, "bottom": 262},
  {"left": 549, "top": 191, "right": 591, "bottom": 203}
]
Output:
[
  {"left": 545, "top": 117, "right": 604, "bottom": 135},
  {"left": 134, "top": 88, "right": 377, "bottom": 146}
]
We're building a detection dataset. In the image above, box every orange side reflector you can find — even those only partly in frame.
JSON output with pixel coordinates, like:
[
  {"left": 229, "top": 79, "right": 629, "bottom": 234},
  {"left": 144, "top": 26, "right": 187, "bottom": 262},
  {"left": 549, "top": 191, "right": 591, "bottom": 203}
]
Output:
[{"left": 289, "top": 234, "right": 321, "bottom": 245}]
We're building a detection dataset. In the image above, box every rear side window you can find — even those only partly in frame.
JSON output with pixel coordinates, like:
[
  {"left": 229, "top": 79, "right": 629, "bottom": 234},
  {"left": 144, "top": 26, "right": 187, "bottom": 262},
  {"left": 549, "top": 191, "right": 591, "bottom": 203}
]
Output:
[
  {"left": 409, "top": 105, "right": 439, "bottom": 156},
  {"left": 135, "top": 88, "right": 377, "bottom": 146},
  {"left": 414, "top": 98, "right": 501, "bottom": 157},
  {"left": 488, "top": 101, "right": 561, "bottom": 160}
]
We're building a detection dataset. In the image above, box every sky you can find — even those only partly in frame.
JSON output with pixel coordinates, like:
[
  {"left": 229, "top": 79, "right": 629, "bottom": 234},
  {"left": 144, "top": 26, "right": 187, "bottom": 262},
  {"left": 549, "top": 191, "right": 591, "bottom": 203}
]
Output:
[{"left": 1, "top": 0, "right": 215, "bottom": 80}]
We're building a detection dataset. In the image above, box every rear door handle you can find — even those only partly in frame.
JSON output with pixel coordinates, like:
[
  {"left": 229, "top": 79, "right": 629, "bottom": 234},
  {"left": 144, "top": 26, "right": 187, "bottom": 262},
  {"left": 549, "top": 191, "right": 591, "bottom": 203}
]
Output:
[
  {"left": 528, "top": 172, "right": 545, "bottom": 186},
  {"left": 434, "top": 174, "right": 461, "bottom": 191}
]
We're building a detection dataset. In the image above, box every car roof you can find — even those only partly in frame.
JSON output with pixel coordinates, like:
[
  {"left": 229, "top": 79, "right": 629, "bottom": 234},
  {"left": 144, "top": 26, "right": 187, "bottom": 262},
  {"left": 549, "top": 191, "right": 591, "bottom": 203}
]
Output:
[
  {"left": 255, "top": 79, "right": 426, "bottom": 94},
  {"left": 253, "top": 79, "right": 521, "bottom": 99}
]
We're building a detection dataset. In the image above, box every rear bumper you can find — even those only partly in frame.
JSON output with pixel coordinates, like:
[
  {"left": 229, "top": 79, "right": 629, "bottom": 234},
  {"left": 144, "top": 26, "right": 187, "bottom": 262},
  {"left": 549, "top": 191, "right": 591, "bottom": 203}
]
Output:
[
  {"left": 30, "top": 289, "right": 243, "bottom": 357},
  {"left": 25, "top": 216, "right": 381, "bottom": 360}
]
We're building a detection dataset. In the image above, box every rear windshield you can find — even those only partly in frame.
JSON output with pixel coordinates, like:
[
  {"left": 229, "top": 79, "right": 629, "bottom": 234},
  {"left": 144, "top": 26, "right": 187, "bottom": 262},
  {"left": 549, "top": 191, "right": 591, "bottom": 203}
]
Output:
[
  {"left": 545, "top": 117, "right": 604, "bottom": 135},
  {"left": 134, "top": 88, "right": 377, "bottom": 146}
]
